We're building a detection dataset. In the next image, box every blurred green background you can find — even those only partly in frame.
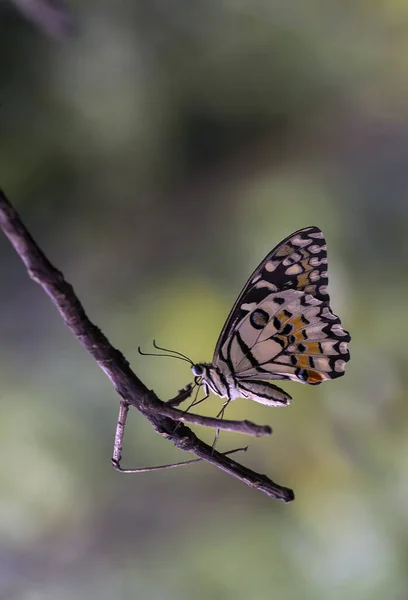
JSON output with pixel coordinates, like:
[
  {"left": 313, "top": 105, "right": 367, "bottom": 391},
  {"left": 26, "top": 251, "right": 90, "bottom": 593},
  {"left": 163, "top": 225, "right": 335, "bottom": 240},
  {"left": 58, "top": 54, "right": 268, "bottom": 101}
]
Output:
[{"left": 2, "top": 1, "right": 408, "bottom": 598}]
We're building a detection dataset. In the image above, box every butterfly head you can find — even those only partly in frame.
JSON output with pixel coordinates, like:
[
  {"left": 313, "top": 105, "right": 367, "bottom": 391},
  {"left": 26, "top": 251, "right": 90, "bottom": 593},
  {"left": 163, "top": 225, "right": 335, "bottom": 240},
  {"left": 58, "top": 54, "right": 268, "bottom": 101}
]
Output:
[
  {"left": 192, "top": 362, "right": 211, "bottom": 386},
  {"left": 192, "top": 362, "right": 232, "bottom": 399},
  {"left": 191, "top": 363, "right": 204, "bottom": 377}
]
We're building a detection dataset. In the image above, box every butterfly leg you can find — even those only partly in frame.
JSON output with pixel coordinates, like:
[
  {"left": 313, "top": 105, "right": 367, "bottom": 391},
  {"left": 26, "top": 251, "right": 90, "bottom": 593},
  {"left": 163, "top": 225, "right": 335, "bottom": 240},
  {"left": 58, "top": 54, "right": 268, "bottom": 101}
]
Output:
[
  {"left": 169, "top": 382, "right": 210, "bottom": 438},
  {"left": 211, "top": 398, "right": 232, "bottom": 453},
  {"left": 190, "top": 382, "right": 210, "bottom": 409},
  {"left": 216, "top": 399, "right": 231, "bottom": 420}
]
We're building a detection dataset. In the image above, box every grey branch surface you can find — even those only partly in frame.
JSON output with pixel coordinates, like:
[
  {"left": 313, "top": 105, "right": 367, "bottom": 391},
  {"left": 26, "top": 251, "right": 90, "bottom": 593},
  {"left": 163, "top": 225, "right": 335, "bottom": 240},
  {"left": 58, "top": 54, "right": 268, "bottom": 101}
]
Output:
[{"left": 0, "top": 189, "right": 294, "bottom": 502}]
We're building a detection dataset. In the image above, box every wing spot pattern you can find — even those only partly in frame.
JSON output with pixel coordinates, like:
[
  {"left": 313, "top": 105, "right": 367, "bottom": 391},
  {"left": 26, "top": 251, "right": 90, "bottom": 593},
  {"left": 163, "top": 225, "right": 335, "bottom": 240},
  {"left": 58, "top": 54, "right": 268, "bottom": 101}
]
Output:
[{"left": 250, "top": 309, "right": 269, "bottom": 330}]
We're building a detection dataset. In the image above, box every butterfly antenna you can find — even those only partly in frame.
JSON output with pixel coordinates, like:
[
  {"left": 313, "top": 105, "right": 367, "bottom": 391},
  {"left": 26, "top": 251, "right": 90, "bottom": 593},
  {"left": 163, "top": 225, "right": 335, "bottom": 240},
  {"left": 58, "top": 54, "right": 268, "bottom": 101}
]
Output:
[
  {"left": 137, "top": 346, "right": 192, "bottom": 364},
  {"left": 152, "top": 340, "right": 194, "bottom": 365}
]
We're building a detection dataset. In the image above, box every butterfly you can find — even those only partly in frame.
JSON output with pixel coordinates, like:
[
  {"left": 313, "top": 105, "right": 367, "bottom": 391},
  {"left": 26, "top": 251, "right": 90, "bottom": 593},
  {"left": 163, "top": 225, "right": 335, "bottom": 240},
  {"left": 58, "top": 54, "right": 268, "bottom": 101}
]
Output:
[{"left": 191, "top": 226, "right": 350, "bottom": 407}]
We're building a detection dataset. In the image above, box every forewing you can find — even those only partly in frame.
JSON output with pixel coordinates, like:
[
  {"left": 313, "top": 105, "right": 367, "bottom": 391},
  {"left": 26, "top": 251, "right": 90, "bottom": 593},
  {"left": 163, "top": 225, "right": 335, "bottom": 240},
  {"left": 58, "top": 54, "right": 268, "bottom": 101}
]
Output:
[{"left": 214, "top": 226, "right": 329, "bottom": 359}]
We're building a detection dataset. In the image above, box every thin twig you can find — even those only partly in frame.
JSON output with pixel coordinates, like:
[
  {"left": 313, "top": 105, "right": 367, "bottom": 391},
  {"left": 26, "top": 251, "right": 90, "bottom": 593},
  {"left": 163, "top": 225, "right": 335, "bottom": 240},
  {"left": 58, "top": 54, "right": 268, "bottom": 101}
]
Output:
[
  {"left": 112, "top": 446, "right": 249, "bottom": 473},
  {"left": 112, "top": 400, "right": 129, "bottom": 465},
  {"left": 0, "top": 189, "right": 294, "bottom": 503}
]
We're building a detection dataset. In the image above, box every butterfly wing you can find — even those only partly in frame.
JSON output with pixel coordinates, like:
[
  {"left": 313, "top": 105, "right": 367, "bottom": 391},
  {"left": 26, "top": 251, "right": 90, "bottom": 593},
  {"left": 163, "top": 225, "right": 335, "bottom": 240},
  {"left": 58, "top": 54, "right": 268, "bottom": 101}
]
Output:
[{"left": 213, "top": 227, "right": 350, "bottom": 386}]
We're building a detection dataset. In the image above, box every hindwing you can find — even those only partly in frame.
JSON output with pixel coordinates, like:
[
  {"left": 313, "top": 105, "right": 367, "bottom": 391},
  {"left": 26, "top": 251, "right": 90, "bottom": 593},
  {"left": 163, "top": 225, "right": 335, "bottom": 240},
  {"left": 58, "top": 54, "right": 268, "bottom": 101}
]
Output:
[{"left": 214, "top": 226, "right": 350, "bottom": 385}]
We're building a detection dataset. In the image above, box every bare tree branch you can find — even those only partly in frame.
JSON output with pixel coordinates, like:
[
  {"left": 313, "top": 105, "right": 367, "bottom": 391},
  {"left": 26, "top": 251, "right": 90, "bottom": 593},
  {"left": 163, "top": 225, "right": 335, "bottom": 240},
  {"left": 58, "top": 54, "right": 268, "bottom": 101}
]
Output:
[
  {"left": 160, "top": 404, "right": 273, "bottom": 436},
  {"left": 0, "top": 188, "right": 294, "bottom": 502}
]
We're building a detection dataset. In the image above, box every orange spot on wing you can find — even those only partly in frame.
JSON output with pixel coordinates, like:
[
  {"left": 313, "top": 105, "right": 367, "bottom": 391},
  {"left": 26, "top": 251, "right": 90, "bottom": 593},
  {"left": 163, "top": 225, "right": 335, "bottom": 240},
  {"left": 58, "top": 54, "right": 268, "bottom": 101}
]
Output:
[
  {"left": 293, "top": 330, "right": 306, "bottom": 342},
  {"left": 304, "top": 285, "right": 316, "bottom": 294},
  {"left": 288, "top": 314, "right": 304, "bottom": 331},
  {"left": 276, "top": 310, "right": 290, "bottom": 323},
  {"left": 303, "top": 342, "right": 321, "bottom": 354},
  {"left": 296, "top": 256, "right": 314, "bottom": 287},
  {"left": 296, "top": 355, "right": 309, "bottom": 368},
  {"left": 297, "top": 271, "right": 310, "bottom": 287},
  {"left": 307, "top": 370, "right": 324, "bottom": 384},
  {"left": 275, "top": 244, "right": 293, "bottom": 257}
]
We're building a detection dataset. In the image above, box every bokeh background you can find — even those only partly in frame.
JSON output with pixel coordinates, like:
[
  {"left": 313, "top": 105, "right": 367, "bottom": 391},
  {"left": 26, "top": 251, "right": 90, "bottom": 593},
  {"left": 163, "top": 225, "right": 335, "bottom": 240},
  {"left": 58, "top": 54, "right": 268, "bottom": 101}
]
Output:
[{"left": 2, "top": 1, "right": 408, "bottom": 598}]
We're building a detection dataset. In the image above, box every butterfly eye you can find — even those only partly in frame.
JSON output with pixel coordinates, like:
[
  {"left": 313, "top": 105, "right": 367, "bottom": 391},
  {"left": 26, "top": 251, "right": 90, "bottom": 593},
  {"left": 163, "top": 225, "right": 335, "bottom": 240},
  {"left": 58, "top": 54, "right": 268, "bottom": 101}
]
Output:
[
  {"left": 192, "top": 365, "right": 204, "bottom": 377},
  {"left": 250, "top": 309, "right": 269, "bottom": 330}
]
